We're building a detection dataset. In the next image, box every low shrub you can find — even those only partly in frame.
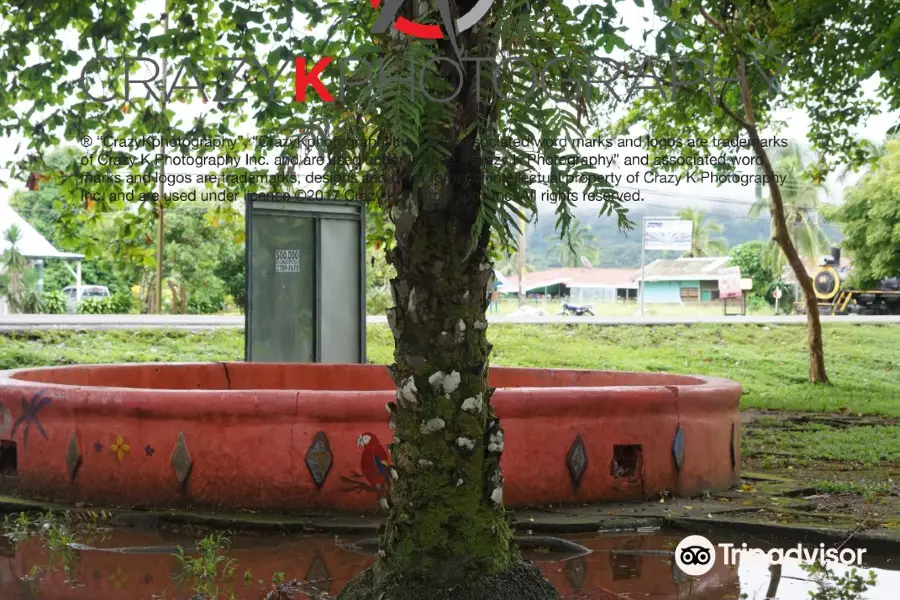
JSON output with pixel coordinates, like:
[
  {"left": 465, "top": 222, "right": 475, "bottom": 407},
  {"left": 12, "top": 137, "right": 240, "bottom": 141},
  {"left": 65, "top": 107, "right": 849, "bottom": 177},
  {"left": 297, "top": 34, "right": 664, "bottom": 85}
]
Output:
[
  {"left": 41, "top": 290, "right": 67, "bottom": 314},
  {"left": 76, "top": 297, "right": 115, "bottom": 314}
]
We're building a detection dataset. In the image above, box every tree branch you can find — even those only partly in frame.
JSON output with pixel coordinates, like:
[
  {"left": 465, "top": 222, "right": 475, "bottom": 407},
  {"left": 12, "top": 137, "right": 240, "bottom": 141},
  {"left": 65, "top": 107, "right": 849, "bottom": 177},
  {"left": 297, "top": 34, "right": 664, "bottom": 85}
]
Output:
[{"left": 699, "top": 6, "right": 725, "bottom": 33}]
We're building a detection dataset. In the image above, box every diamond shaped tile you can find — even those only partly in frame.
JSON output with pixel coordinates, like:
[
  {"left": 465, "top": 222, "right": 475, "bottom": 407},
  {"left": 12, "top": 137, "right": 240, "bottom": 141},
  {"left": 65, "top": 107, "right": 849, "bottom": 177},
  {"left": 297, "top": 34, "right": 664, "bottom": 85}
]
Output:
[
  {"left": 305, "top": 553, "right": 332, "bottom": 593},
  {"left": 566, "top": 433, "right": 588, "bottom": 487},
  {"left": 564, "top": 554, "right": 587, "bottom": 590},
  {"left": 673, "top": 424, "right": 685, "bottom": 470},
  {"left": 305, "top": 431, "right": 333, "bottom": 489},
  {"left": 171, "top": 432, "right": 193, "bottom": 486},
  {"left": 66, "top": 432, "right": 82, "bottom": 482}
]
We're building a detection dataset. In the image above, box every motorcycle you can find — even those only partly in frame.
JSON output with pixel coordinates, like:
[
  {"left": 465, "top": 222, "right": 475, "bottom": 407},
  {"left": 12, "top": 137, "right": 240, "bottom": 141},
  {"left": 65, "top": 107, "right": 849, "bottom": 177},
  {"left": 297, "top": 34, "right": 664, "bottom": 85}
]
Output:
[{"left": 557, "top": 302, "right": 595, "bottom": 317}]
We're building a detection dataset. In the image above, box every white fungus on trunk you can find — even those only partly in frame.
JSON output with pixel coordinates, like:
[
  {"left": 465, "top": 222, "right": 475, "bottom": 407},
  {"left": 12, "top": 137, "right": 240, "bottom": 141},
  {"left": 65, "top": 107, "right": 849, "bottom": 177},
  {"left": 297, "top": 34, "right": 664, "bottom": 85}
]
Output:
[
  {"left": 488, "top": 429, "right": 504, "bottom": 453},
  {"left": 399, "top": 376, "right": 418, "bottom": 406},
  {"left": 461, "top": 393, "right": 483, "bottom": 414},
  {"left": 456, "top": 479, "right": 464, "bottom": 487},
  {"left": 456, "top": 437, "right": 476, "bottom": 450},
  {"left": 418, "top": 459, "right": 434, "bottom": 468},
  {"left": 390, "top": 468, "right": 399, "bottom": 481},
  {"left": 443, "top": 371, "right": 461, "bottom": 394},
  {"left": 458, "top": 319, "right": 466, "bottom": 332},
  {"left": 428, "top": 371, "right": 445, "bottom": 390},
  {"left": 491, "top": 487, "right": 503, "bottom": 504},
  {"left": 420, "top": 418, "right": 446, "bottom": 434},
  {"left": 429, "top": 370, "right": 461, "bottom": 395},
  {"left": 473, "top": 320, "right": 488, "bottom": 330}
]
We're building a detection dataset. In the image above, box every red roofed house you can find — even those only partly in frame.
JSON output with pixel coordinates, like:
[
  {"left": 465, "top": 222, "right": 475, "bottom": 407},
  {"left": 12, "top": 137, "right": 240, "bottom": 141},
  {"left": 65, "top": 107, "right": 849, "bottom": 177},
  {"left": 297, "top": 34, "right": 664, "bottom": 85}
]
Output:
[{"left": 496, "top": 267, "right": 639, "bottom": 303}]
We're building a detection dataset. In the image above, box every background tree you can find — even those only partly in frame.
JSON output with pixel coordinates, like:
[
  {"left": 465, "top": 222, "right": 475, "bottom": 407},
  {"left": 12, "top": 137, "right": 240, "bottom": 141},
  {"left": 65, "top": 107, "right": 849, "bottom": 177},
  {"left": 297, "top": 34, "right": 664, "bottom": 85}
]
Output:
[
  {"left": 748, "top": 143, "right": 830, "bottom": 273},
  {"left": 837, "top": 135, "right": 897, "bottom": 183},
  {"left": 728, "top": 240, "right": 792, "bottom": 309},
  {"left": 160, "top": 202, "right": 244, "bottom": 314},
  {"left": 676, "top": 208, "right": 728, "bottom": 257},
  {"left": 543, "top": 219, "right": 599, "bottom": 267},
  {"left": 618, "top": 0, "right": 865, "bottom": 383},
  {"left": 825, "top": 140, "right": 900, "bottom": 286}
]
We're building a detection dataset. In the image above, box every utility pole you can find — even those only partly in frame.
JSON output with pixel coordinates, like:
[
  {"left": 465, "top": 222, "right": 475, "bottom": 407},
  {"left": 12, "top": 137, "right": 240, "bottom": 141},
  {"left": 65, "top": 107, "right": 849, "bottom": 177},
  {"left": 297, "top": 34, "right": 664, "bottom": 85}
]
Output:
[
  {"left": 517, "top": 215, "right": 526, "bottom": 307},
  {"left": 639, "top": 216, "right": 646, "bottom": 317},
  {"left": 154, "top": 5, "right": 169, "bottom": 314}
]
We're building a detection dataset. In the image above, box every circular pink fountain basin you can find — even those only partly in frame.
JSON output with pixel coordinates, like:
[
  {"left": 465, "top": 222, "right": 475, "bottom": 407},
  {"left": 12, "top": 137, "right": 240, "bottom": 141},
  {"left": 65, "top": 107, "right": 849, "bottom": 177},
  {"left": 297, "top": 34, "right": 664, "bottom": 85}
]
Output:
[{"left": 0, "top": 363, "right": 741, "bottom": 512}]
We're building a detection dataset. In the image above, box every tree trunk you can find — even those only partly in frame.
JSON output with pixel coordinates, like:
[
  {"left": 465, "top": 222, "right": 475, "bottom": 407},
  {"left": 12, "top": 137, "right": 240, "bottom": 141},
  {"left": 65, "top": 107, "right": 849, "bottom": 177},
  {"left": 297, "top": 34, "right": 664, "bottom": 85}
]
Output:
[
  {"left": 167, "top": 279, "right": 179, "bottom": 314},
  {"left": 383, "top": 212, "right": 511, "bottom": 579},
  {"left": 765, "top": 563, "right": 782, "bottom": 599},
  {"left": 337, "top": 202, "right": 556, "bottom": 600},
  {"left": 735, "top": 57, "right": 828, "bottom": 384}
]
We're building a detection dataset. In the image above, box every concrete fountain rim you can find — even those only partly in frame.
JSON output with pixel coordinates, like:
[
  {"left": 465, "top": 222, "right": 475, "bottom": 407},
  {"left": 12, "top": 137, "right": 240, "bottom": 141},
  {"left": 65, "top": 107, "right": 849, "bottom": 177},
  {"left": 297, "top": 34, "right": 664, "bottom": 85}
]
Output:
[{"left": 0, "top": 361, "right": 741, "bottom": 395}]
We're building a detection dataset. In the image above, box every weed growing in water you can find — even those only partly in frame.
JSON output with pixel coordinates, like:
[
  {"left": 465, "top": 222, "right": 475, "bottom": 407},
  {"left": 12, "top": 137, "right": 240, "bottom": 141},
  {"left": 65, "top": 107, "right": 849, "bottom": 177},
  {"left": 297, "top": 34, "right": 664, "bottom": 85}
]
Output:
[{"left": 175, "top": 531, "right": 238, "bottom": 599}]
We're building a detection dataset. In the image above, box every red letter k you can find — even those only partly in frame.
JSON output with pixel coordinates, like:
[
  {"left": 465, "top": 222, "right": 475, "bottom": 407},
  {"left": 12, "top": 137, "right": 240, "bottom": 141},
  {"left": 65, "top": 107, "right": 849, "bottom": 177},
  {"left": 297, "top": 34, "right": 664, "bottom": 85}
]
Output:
[{"left": 295, "top": 57, "right": 334, "bottom": 102}]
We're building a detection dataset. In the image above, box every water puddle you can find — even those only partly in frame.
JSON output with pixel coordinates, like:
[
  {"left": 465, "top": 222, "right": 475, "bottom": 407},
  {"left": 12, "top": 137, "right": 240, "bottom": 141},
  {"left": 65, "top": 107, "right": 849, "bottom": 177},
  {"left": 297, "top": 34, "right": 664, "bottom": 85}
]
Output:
[{"left": 0, "top": 527, "right": 896, "bottom": 599}]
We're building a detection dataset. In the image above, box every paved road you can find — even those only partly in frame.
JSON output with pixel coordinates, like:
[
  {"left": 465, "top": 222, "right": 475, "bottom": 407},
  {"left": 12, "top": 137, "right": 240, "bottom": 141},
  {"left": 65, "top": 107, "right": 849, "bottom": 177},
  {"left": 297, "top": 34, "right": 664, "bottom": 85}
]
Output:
[{"left": 2, "top": 313, "right": 900, "bottom": 331}]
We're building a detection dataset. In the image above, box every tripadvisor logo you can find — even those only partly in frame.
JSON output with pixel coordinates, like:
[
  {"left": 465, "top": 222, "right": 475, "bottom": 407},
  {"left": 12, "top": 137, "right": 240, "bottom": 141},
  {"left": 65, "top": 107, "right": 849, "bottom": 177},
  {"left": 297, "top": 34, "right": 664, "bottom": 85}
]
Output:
[{"left": 370, "top": 0, "right": 494, "bottom": 59}]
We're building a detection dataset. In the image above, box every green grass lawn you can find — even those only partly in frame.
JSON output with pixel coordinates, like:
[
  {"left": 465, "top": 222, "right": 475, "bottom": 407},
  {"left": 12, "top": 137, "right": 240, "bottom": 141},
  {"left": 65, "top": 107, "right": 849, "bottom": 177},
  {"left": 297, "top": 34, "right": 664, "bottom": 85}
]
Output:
[{"left": 2, "top": 322, "right": 898, "bottom": 416}]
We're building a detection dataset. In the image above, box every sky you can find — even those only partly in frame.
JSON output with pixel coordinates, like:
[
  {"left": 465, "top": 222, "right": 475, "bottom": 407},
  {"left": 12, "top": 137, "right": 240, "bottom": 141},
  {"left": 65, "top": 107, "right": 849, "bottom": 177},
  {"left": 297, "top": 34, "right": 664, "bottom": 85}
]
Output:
[{"left": 0, "top": 0, "right": 896, "bottom": 221}]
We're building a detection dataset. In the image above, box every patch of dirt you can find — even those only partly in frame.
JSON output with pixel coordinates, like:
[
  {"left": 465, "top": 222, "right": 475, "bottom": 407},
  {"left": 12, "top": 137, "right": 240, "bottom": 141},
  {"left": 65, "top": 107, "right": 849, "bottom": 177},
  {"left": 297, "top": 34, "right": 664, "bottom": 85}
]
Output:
[
  {"left": 742, "top": 409, "right": 900, "bottom": 427},
  {"left": 738, "top": 458, "right": 900, "bottom": 528}
]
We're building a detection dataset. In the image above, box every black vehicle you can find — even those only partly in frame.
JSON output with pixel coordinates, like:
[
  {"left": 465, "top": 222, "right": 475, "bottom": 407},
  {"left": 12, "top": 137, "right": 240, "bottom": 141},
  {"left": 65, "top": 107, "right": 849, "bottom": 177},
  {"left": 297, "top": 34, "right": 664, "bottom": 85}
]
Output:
[
  {"left": 795, "top": 247, "right": 900, "bottom": 315},
  {"left": 557, "top": 302, "right": 595, "bottom": 317}
]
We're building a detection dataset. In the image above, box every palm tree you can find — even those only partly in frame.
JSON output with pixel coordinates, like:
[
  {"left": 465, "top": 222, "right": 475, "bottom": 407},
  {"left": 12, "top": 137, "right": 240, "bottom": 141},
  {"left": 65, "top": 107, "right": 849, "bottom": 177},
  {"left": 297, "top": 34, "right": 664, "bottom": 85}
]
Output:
[
  {"left": 675, "top": 208, "right": 728, "bottom": 257},
  {"left": 544, "top": 219, "right": 599, "bottom": 267},
  {"left": 837, "top": 134, "right": 898, "bottom": 183},
  {"left": 0, "top": 225, "right": 34, "bottom": 314},
  {"left": 749, "top": 143, "right": 830, "bottom": 273},
  {"left": 495, "top": 250, "right": 536, "bottom": 278},
  {"left": 491, "top": 222, "right": 537, "bottom": 306}
]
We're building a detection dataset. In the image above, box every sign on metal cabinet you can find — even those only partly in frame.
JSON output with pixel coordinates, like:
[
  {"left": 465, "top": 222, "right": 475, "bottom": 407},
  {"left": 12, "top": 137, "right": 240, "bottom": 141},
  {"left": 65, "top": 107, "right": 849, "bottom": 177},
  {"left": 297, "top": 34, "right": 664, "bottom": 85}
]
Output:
[{"left": 275, "top": 249, "right": 301, "bottom": 273}]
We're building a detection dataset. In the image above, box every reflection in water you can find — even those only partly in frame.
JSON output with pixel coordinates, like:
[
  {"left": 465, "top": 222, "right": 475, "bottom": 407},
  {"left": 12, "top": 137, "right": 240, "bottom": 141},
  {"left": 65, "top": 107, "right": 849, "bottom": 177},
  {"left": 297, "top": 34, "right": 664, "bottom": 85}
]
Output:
[{"left": 0, "top": 530, "right": 893, "bottom": 599}]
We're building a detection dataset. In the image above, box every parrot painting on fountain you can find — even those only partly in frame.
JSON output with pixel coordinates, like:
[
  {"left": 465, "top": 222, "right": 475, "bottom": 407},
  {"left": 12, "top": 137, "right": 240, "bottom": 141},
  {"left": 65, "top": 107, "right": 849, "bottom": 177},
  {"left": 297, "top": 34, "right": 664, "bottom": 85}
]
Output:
[{"left": 339, "top": 432, "right": 393, "bottom": 497}]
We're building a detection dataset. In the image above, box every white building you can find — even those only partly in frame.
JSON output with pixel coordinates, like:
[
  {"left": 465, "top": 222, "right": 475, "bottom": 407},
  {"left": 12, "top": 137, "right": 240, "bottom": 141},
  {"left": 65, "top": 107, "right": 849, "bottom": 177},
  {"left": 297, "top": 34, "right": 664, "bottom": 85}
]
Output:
[{"left": 0, "top": 198, "right": 84, "bottom": 315}]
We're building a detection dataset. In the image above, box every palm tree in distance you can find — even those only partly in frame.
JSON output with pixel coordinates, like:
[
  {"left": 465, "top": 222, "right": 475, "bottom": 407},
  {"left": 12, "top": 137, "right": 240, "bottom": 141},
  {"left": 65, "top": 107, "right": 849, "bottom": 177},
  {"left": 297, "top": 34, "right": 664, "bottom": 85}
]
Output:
[
  {"left": 749, "top": 142, "right": 830, "bottom": 273},
  {"left": 676, "top": 208, "right": 728, "bottom": 257},
  {"left": 837, "top": 133, "right": 898, "bottom": 183},
  {"left": 544, "top": 219, "right": 599, "bottom": 267}
]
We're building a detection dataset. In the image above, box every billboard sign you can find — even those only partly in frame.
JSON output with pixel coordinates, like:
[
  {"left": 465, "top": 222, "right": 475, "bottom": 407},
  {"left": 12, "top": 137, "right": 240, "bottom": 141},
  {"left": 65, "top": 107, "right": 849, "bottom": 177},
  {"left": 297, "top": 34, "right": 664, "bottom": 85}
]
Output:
[
  {"left": 644, "top": 219, "right": 693, "bottom": 251},
  {"left": 719, "top": 267, "right": 744, "bottom": 300}
]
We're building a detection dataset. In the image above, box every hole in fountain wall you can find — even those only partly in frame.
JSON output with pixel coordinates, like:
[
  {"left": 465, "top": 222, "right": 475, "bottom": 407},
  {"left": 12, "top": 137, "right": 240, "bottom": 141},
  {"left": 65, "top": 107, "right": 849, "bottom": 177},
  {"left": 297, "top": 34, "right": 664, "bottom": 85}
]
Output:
[
  {"left": 0, "top": 440, "right": 17, "bottom": 476},
  {"left": 611, "top": 445, "right": 642, "bottom": 480}
]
